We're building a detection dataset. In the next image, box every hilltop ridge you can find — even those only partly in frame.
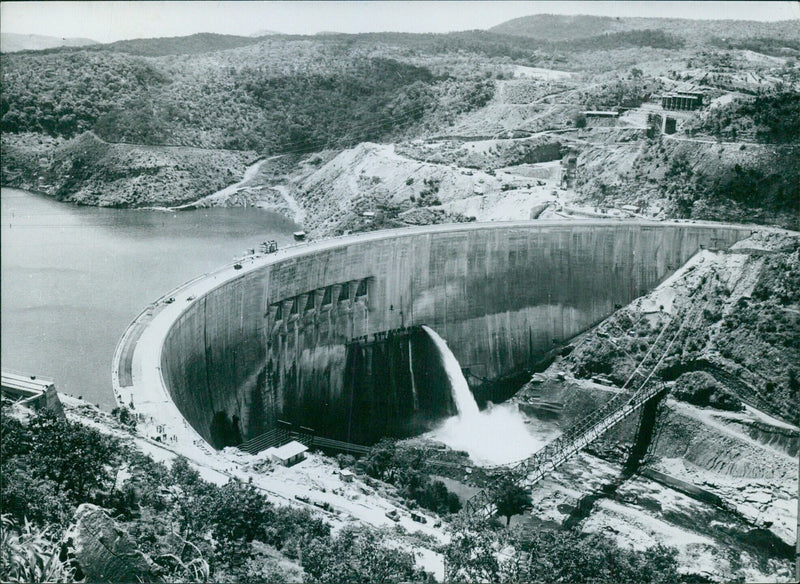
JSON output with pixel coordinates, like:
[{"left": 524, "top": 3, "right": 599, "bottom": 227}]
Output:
[
  {"left": 0, "top": 32, "right": 98, "bottom": 53},
  {"left": 491, "top": 13, "right": 800, "bottom": 43}
]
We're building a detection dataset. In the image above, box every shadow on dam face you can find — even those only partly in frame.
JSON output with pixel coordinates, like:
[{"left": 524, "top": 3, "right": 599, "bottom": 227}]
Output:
[
  {"left": 156, "top": 222, "right": 752, "bottom": 449},
  {"left": 265, "top": 326, "right": 459, "bottom": 446}
]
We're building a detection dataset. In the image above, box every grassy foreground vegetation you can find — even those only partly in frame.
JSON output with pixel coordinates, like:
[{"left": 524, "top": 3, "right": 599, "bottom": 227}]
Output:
[{"left": 0, "top": 408, "right": 421, "bottom": 582}]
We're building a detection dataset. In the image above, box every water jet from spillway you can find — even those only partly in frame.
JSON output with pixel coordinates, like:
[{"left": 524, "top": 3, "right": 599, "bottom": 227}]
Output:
[
  {"left": 422, "top": 325, "right": 544, "bottom": 466},
  {"left": 421, "top": 325, "right": 479, "bottom": 420}
]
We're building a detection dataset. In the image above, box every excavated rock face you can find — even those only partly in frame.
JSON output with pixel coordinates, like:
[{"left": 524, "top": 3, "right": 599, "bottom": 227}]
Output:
[
  {"left": 68, "top": 504, "right": 163, "bottom": 583},
  {"left": 652, "top": 405, "right": 797, "bottom": 480}
]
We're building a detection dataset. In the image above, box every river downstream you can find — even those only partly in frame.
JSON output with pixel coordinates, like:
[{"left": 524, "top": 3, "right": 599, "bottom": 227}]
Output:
[{"left": 1, "top": 187, "right": 298, "bottom": 409}]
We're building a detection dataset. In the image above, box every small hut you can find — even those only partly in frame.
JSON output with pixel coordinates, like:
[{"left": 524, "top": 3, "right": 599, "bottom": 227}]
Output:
[{"left": 269, "top": 440, "right": 308, "bottom": 467}]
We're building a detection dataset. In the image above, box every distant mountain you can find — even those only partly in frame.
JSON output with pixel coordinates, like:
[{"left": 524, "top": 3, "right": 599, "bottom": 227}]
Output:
[
  {"left": 491, "top": 14, "right": 627, "bottom": 41},
  {"left": 491, "top": 14, "right": 800, "bottom": 44},
  {"left": 103, "top": 32, "right": 265, "bottom": 56},
  {"left": 0, "top": 33, "right": 98, "bottom": 53},
  {"left": 249, "top": 29, "right": 282, "bottom": 37}
]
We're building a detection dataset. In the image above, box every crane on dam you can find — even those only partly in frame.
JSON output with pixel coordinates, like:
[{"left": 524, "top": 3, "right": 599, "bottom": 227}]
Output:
[{"left": 464, "top": 276, "right": 714, "bottom": 519}]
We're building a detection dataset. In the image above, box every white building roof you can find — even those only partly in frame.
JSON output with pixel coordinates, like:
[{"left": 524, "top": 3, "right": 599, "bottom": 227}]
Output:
[{"left": 272, "top": 440, "right": 308, "bottom": 460}]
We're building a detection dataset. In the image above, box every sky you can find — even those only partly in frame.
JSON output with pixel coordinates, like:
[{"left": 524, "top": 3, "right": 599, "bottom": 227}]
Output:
[{"left": 1, "top": 1, "right": 798, "bottom": 43}]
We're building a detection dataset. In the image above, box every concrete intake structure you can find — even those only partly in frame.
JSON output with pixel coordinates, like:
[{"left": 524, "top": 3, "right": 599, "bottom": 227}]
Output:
[{"left": 115, "top": 221, "right": 752, "bottom": 450}]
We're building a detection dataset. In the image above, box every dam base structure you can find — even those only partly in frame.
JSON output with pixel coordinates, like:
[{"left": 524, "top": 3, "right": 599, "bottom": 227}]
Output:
[{"left": 113, "top": 221, "right": 752, "bottom": 451}]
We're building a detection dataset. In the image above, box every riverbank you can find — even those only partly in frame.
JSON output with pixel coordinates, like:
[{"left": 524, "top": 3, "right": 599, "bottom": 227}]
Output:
[
  {"left": 1, "top": 131, "right": 257, "bottom": 207},
  {"left": 167, "top": 156, "right": 308, "bottom": 225}
]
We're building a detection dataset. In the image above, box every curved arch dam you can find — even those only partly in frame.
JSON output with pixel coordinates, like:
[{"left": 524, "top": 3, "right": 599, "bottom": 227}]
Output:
[{"left": 113, "top": 221, "right": 752, "bottom": 450}]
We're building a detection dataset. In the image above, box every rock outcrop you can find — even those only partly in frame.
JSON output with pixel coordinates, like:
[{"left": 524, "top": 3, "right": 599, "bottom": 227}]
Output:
[{"left": 68, "top": 504, "right": 163, "bottom": 583}]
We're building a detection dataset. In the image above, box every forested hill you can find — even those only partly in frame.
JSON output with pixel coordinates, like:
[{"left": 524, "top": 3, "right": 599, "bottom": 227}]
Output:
[
  {"left": 1, "top": 33, "right": 500, "bottom": 206},
  {"left": 100, "top": 32, "right": 269, "bottom": 57},
  {"left": 2, "top": 25, "right": 798, "bottom": 217},
  {"left": 0, "top": 36, "right": 499, "bottom": 153},
  {"left": 491, "top": 14, "right": 800, "bottom": 44},
  {"left": 2, "top": 23, "right": 762, "bottom": 154}
]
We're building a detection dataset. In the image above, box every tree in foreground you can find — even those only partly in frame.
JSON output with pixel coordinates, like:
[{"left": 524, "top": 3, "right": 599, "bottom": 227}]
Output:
[
  {"left": 443, "top": 514, "right": 503, "bottom": 583},
  {"left": 494, "top": 479, "right": 531, "bottom": 526},
  {"left": 302, "top": 524, "right": 424, "bottom": 584},
  {"left": 28, "top": 411, "right": 122, "bottom": 501},
  {"left": 501, "top": 528, "right": 682, "bottom": 584}
]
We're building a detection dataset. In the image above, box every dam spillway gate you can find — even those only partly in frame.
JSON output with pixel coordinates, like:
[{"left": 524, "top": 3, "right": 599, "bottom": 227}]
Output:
[{"left": 122, "top": 221, "right": 752, "bottom": 451}]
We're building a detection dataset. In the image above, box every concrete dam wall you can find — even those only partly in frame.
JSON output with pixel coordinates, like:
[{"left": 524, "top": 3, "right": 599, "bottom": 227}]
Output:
[{"left": 158, "top": 221, "right": 751, "bottom": 449}]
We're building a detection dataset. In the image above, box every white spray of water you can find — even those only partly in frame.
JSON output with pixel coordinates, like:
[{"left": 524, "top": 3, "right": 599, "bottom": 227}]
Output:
[{"left": 421, "top": 326, "right": 545, "bottom": 466}]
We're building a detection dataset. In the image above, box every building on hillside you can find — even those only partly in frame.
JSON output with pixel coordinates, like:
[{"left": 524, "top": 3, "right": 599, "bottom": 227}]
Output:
[
  {"left": 662, "top": 116, "right": 677, "bottom": 134},
  {"left": 268, "top": 440, "right": 308, "bottom": 467},
  {"left": 1, "top": 371, "right": 64, "bottom": 416},
  {"left": 661, "top": 92, "right": 703, "bottom": 111}
]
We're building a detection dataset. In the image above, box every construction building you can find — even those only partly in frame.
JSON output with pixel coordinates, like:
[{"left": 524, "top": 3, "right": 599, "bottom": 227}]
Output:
[{"left": 661, "top": 92, "right": 704, "bottom": 111}]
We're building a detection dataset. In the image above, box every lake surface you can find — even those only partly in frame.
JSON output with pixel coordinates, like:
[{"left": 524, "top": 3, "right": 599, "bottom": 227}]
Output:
[{"left": 1, "top": 188, "right": 298, "bottom": 409}]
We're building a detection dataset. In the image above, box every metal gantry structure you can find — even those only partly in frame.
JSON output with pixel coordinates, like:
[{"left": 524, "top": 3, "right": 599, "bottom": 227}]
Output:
[{"left": 464, "top": 282, "right": 711, "bottom": 518}]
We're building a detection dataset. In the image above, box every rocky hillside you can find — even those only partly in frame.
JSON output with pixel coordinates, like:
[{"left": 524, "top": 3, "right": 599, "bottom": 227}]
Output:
[
  {"left": 505, "top": 227, "right": 799, "bottom": 580},
  {"left": 285, "top": 136, "right": 573, "bottom": 236},
  {"left": 563, "top": 229, "right": 800, "bottom": 425},
  {"left": 1, "top": 132, "right": 255, "bottom": 207},
  {"left": 575, "top": 133, "right": 800, "bottom": 230},
  {"left": 290, "top": 143, "right": 487, "bottom": 235}
]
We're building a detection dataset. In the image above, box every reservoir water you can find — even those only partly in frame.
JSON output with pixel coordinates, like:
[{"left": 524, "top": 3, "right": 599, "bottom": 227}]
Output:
[{"left": 1, "top": 188, "right": 298, "bottom": 409}]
